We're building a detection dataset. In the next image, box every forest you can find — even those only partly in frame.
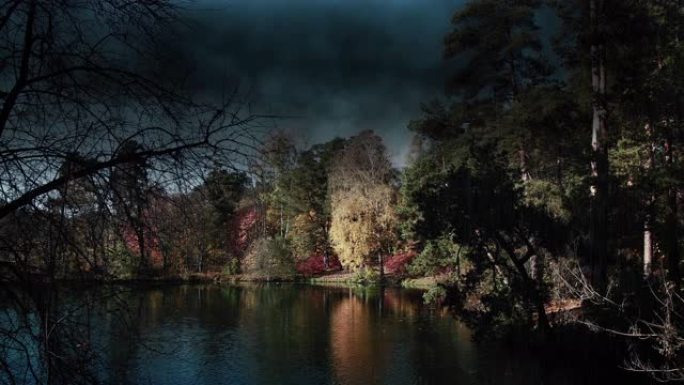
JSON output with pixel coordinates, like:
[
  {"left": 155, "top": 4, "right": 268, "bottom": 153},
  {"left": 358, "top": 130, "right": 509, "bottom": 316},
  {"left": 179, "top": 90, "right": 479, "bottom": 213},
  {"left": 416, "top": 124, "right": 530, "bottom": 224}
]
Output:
[{"left": 1, "top": 0, "right": 684, "bottom": 384}]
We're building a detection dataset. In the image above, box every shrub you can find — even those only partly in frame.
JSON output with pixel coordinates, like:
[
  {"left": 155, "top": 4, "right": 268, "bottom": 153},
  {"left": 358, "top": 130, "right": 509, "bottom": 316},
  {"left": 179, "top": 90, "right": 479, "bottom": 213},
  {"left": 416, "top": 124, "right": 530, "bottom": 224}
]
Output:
[
  {"left": 383, "top": 251, "right": 416, "bottom": 275},
  {"left": 408, "top": 235, "right": 459, "bottom": 276},
  {"left": 422, "top": 286, "right": 447, "bottom": 305},
  {"left": 295, "top": 254, "right": 342, "bottom": 276},
  {"left": 223, "top": 257, "right": 241, "bottom": 275},
  {"left": 107, "top": 242, "right": 138, "bottom": 279},
  {"left": 352, "top": 267, "right": 380, "bottom": 285}
]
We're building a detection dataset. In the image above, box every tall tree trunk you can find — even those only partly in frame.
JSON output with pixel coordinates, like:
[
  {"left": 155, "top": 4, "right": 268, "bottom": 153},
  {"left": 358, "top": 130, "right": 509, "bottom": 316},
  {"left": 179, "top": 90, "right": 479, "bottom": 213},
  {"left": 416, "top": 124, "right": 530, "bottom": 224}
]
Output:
[
  {"left": 588, "top": 0, "right": 608, "bottom": 291},
  {"left": 137, "top": 225, "right": 147, "bottom": 273},
  {"left": 280, "top": 203, "right": 284, "bottom": 237},
  {"left": 643, "top": 123, "right": 656, "bottom": 278},
  {"left": 506, "top": 23, "right": 529, "bottom": 185},
  {"left": 378, "top": 253, "right": 384, "bottom": 281},
  {"left": 322, "top": 220, "right": 331, "bottom": 270}
]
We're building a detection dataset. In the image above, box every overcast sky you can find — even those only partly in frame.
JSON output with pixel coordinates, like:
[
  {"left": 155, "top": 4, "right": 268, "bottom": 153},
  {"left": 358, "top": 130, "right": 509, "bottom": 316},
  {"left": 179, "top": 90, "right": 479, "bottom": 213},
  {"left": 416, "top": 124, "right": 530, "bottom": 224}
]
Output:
[{"left": 170, "top": 0, "right": 463, "bottom": 165}]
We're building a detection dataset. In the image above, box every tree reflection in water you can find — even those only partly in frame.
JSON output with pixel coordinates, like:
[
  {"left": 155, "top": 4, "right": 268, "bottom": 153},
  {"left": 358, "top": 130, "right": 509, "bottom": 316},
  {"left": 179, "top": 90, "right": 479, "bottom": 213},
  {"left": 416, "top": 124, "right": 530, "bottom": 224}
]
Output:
[{"left": 0, "top": 284, "right": 645, "bottom": 385}]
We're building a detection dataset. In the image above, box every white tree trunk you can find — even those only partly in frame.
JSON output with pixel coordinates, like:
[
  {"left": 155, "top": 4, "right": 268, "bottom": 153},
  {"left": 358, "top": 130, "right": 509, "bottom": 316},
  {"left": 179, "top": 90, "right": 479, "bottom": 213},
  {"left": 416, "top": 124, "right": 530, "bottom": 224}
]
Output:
[{"left": 644, "top": 224, "right": 653, "bottom": 277}]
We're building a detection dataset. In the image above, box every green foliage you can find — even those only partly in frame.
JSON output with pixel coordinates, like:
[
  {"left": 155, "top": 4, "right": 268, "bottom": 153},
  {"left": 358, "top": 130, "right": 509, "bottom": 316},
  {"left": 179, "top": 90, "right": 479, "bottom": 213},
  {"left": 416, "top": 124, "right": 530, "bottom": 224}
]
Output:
[
  {"left": 466, "top": 283, "right": 535, "bottom": 339},
  {"left": 408, "top": 236, "right": 460, "bottom": 277},
  {"left": 522, "top": 179, "right": 570, "bottom": 222},
  {"left": 258, "top": 136, "right": 348, "bottom": 257},
  {"left": 610, "top": 137, "right": 645, "bottom": 182},
  {"left": 284, "top": 138, "right": 347, "bottom": 216},
  {"left": 223, "top": 258, "right": 241, "bottom": 276},
  {"left": 106, "top": 242, "right": 138, "bottom": 279},
  {"left": 351, "top": 267, "right": 381, "bottom": 286},
  {"left": 282, "top": 138, "right": 348, "bottom": 257},
  {"left": 204, "top": 168, "right": 249, "bottom": 250},
  {"left": 422, "top": 286, "right": 447, "bottom": 305},
  {"left": 444, "top": 0, "right": 546, "bottom": 99},
  {"left": 205, "top": 169, "right": 249, "bottom": 218}
]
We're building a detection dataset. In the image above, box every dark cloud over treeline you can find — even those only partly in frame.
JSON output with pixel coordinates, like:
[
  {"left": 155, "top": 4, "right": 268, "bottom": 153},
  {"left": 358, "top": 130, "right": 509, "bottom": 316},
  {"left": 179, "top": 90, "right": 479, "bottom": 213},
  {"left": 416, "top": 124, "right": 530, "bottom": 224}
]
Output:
[{"left": 165, "top": 0, "right": 462, "bottom": 164}]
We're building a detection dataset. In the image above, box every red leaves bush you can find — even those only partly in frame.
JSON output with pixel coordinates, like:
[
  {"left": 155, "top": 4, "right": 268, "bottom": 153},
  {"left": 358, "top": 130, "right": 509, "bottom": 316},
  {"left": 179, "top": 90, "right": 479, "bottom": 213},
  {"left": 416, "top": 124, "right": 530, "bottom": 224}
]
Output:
[
  {"left": 228, "top": 206, "right": 260, "bottom": 256},
  {"left": 296, "top": 254, "right": 342, "bottom": 276},
  {"left": 296, "top": 252, "right": 416, "bottom": 277},
  {"left": 122, "top": 222, "right": 163, "bottom": 269},
  {"left": 383, "top": 251, "right": 416, "bottom": 275}
]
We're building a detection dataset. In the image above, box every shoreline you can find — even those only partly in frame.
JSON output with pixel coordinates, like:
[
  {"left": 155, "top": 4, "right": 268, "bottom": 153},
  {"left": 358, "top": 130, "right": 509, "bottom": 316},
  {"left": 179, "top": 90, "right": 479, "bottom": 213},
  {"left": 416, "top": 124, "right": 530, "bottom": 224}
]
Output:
[{"left": 2, "top": 271, "right": 443, "bottom": 290}]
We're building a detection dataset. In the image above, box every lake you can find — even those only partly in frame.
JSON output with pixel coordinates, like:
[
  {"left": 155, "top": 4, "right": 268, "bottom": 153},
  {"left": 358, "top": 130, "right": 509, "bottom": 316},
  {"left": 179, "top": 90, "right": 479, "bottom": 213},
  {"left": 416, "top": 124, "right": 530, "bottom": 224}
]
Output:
[{"left": 1, "top": 283, "right": 646, "bottom": 385}]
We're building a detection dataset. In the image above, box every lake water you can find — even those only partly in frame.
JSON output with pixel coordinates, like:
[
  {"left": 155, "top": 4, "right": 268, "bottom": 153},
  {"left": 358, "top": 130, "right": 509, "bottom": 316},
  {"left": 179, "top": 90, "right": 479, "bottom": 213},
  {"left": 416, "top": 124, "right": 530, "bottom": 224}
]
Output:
[{"left": 2, "top": 283, "right": 647, "bottom": 385}]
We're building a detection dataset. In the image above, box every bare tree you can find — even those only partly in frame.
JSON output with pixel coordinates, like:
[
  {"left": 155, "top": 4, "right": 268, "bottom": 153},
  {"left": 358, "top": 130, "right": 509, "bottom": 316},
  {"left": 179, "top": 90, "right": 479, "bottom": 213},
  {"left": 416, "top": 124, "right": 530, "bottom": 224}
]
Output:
[
  {"left": 557, "top": 262, "right": 684, "bottom": 382},
  {"left": 0, "top": 1, "right": 260, "bottom": 384}
]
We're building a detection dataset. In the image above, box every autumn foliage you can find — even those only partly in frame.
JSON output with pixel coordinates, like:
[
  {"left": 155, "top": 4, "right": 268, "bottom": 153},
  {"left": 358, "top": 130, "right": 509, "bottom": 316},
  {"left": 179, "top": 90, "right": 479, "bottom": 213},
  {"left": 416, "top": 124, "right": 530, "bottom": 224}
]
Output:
[
  {"left": 382, "top": 251, "right": 416, "bottom": 276},
  {"left": 121, "top": 214, "right": 164, "bottom": 270},
  {"left": 295, "top": 254, "right": 342, "bottom": 276},
  {"left": 231, "top": 206, "right": 261, "bottom": 255}
]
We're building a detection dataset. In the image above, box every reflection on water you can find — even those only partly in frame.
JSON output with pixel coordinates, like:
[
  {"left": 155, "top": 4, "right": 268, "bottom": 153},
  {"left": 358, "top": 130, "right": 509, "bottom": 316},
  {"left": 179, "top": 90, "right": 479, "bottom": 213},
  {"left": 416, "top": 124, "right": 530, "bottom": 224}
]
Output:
[
  {"left": 330, "top": 293, "right": 379, "bottom": 384},
  {"left": 2, "top": 284, "right": 644, "bottom": 385}
]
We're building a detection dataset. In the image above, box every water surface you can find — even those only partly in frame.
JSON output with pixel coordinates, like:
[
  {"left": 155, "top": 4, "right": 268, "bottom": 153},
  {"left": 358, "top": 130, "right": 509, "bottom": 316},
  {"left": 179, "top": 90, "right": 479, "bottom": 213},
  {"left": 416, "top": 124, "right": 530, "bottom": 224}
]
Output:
[
  {"left": 2, "top": 283, "right": 646, "bottom": 384},
  {"left": 82, "top": 284, "right": 640, "bottom": 385}
]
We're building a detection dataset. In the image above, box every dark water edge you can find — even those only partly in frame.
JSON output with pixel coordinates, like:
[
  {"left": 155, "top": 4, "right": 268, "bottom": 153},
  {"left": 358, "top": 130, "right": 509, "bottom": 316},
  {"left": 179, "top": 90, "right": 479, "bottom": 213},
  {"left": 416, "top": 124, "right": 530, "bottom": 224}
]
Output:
[{"left": 0, "top": 282, "right": 652, "bottom": 385}]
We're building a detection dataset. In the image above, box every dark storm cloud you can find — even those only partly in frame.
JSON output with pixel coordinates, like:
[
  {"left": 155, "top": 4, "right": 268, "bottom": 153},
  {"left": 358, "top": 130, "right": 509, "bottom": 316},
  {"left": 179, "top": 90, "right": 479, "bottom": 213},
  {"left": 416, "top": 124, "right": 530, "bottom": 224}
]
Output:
[{"left": 173, "top": 0, "right": 463, "bottom": 164}]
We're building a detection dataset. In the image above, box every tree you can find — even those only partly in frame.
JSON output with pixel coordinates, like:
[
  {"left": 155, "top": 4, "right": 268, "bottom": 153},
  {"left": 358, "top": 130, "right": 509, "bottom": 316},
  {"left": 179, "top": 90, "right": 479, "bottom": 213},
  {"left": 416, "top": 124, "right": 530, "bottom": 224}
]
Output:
[
  {"left": 283, "top": 138, "right": 347, "bottom": 265},
  {"left": 401, "top": 121, "right": 559, "bottom": 333},
  {"left": 203, "top": 168, "right": 249, "bottom": 267},
  {"left": 111, "top": 140, "right": 152, "bottom": 273},
  {"left": 398, "top": 0, "right": 590, "bottom": 335},
  {"left": 444, "top": 0, "right": 549, "bottom": 182},
  {"left": 49, "top": 153, "right": 109, "bottom": 276},
  {"left": 608, "top": 1, "right": 684, "bottom": 284},
  {"left": 264, "top": 131, "right": 298, "bottom": 237},
  {"left": 587, "top": 0, "right": 610, "bottom": 291},
  {"left": 329, "top": 131, "right": 397, "bottom": 274},
  {"left": 0, "top": 1, "right": 256, "bottom": 383}
]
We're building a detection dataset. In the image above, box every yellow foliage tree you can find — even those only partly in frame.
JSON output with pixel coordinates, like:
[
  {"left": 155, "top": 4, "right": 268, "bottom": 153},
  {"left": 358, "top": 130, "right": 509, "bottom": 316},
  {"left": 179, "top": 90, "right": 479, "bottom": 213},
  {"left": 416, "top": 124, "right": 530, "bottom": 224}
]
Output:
[{"left": 328, "top": 131, "right": 397, "bottom": 271}]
